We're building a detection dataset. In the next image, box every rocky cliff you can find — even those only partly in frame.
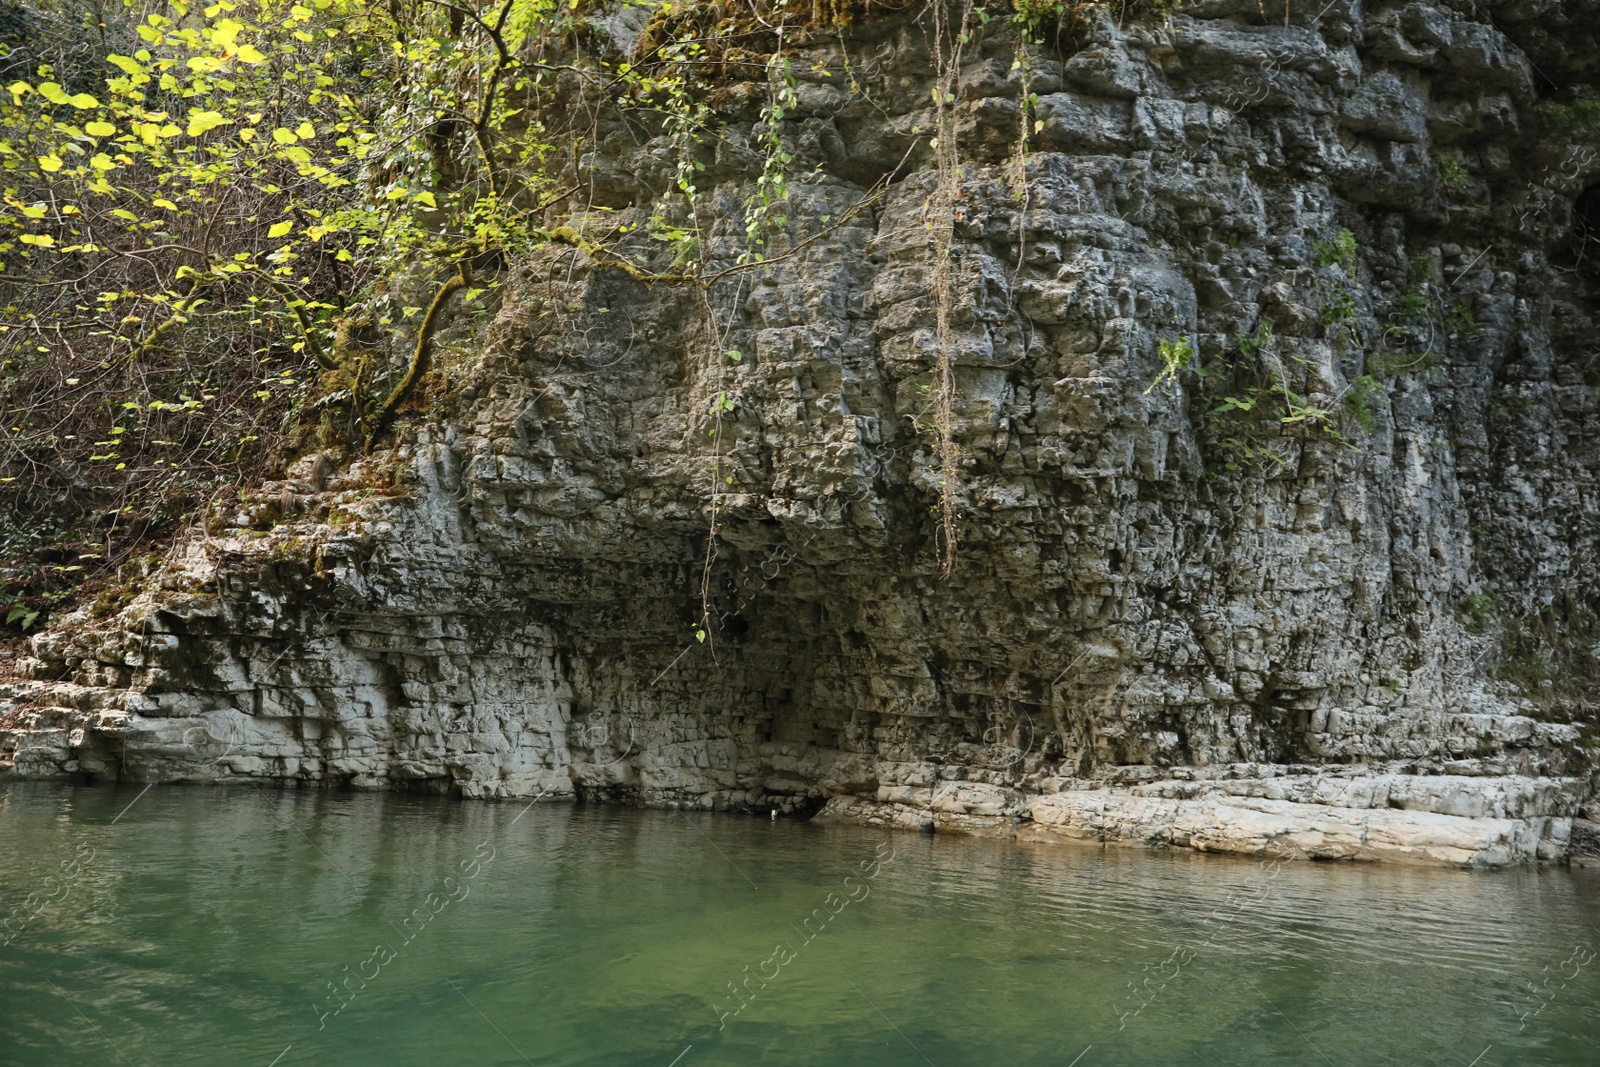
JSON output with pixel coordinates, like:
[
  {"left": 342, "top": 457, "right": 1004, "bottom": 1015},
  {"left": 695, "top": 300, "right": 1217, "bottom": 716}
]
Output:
[{"left": 4, "top": 0, "right": 1599, "bottom": 867}]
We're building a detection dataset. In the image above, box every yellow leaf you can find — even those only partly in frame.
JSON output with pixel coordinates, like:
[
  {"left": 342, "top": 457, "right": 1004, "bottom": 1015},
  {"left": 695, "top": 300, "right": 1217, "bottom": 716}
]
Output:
[
  {"left": 19, "top": 233, "right": 54, "bottom": 247},
  {"left": 106, "top": 55, "right": 143, "bottom": 75},
  {"left": 271, "top": 126, "right": 297, "bottom": 144},
  {"left": 18, "top": 204, "right": 45, "bottom": 219},
  {"left": 235, "top": 44, "right": 265, "bottom": 63},
  {"left": 186, "top": 109, "right": 228, "bottom": 136},
  {"left": 413, "top": 190, "right": 436, "bottom": 208},
  {"left": 212, "top": 18, "right": 242, "bottom": 50},
  {"left": 38, "top": 82, "right": 71, "bottom": 105},
  {"left": 90, "top": 153, "right": 116, "bottom": 171},
  {"left": 152, "top": 198, "right": 178, "bottom": 210},
  {"left": 294, "top": 120, "right": 314, "bottom": 140},
  {"left": 69, "top": 93, "right": 99, "bottom": 109},
  {"left": 86, "top": 120, "right": 116, "bottom": 137},
  {"left": 37, "top": 154, "right": 63, "bottom": 172},
  {"left": 267, "top": 220, "right": 292, "bottom": 238},
  {"left": 111, "top": 208, "right": 138, "bottom": 221}
]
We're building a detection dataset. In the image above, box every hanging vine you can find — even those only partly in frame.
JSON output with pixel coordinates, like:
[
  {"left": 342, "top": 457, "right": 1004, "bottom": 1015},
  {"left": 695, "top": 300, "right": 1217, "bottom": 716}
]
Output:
[{"left": 925, "top": 0, "right": 979, "bottom": 577}]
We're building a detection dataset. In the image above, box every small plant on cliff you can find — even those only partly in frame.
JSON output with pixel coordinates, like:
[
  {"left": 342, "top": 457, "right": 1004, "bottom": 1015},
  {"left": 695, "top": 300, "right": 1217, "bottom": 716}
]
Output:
[
  {"left": 1144, "top": 336, "right": 1194, "bottom": 394},
  {"left": 1457, "top": 593, "right": 1500, "bottom": 636},
  {"left": 1438, "top": 155, "right": 1468, "bottom": 192},
  {"left": 1314, "top": 228, "right": 1357, "bottom": 271},
  {"left": 1341, "top": 373, "right": 1385, "bottom": 432},
  {"left": 1314, "top": 227, "right": 1360, "bottom": 354},
  {"left": 1532, "top": 97, "right": 1600, "bottom": 135},
  {"left": 1169, "top": 322, "right": 1352, "bottom": 471}
]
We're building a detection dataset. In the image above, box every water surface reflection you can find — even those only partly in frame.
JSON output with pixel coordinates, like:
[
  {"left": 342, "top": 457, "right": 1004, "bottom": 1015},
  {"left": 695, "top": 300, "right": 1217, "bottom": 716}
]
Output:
[{"left": 0, "top": 782, "right": 1595, "bottom": 1066}]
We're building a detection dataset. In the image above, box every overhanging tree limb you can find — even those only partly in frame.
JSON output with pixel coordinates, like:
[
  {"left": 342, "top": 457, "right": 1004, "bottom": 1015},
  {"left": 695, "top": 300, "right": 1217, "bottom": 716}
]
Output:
[{"left": 363, "top": 262, "right": 470, "bottom": 453}]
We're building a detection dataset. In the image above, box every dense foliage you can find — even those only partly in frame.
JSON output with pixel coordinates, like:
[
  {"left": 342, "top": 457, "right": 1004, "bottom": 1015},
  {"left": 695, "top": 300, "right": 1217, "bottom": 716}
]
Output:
[{"left": 0, "top": 0, "right": 574, "bottom": 630}]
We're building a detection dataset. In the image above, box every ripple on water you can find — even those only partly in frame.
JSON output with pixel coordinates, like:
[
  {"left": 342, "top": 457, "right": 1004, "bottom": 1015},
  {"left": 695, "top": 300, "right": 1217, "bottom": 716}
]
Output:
[{"left": 0, "top": 782, "right": 1596, "bottom": 1067}]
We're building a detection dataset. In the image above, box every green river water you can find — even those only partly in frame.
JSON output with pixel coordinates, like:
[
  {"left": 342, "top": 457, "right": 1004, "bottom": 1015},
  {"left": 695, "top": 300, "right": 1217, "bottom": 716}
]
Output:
[{"left": 1, "top": 781, "right": 1597, "bottom": 1066}]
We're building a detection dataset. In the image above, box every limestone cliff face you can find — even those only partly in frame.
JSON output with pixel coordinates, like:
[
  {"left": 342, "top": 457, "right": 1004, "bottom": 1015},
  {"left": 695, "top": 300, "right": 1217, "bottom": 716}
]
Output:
[{"left": 5, "top": 0, "right": 1599, "bottom": 866}]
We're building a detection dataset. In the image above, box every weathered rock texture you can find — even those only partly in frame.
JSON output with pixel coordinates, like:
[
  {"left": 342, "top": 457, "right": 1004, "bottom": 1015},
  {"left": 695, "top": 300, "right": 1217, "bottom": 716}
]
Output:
[{"left": 5, "top": 0, "right": 1600, "bottom": 866}]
